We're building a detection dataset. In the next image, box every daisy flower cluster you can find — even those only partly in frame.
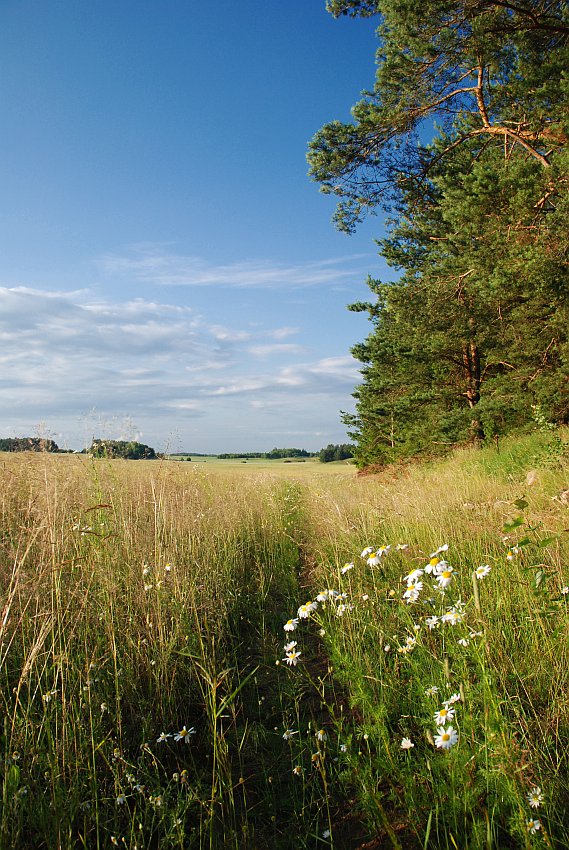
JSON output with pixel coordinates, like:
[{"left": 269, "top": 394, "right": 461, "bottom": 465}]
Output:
[
  {"left": 280, "top": 586, "right": 355, "bottom": 665},
  {"left": 524, "top": 786, "right": 544, "bottom": 835},
  {"left": 400, "top": 689, "right": 461, "bottom": 754},
  {"left": 402, "top": 544, "right": 456, "bottom": 605},
  {"left": 361, "top": 544, "right": 392, "bottom": 566},
  {"left": 432, "top": 691, "right": 461, "bottom": 750},
  {"left": 282, "top": 641, "right": 302, "bottom": 666},
  {"left": 280, "top": 543, "right": 401, "bottom": 649}
]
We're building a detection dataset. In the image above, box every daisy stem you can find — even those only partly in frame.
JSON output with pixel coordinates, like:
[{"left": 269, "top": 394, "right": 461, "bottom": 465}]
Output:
[{"left": 471, "top": 571, "right": 481, "bottom": 614}]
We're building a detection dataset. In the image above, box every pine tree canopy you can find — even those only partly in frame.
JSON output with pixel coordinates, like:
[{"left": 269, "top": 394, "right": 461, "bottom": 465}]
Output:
[
  {"left": 310, "top": 1, "right": 568, "bottom": 467},
  {"left": 310, "top": 0, "right": 568, "bottom": 232}
]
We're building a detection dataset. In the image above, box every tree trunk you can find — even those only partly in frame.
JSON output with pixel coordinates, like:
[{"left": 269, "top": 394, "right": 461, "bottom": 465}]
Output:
[{"left": 462, "top": 329, "right": 484, "bottom": 443}]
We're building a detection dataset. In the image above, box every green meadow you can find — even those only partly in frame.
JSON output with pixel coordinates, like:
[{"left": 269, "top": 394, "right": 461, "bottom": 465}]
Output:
[{"left": 0, "top": 433, "right": 567, "bottom": 849}]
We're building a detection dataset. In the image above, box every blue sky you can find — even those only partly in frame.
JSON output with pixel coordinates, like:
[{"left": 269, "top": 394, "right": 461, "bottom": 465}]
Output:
[{"left": 0, "top": 0, "right": 392, "bottom": 452}]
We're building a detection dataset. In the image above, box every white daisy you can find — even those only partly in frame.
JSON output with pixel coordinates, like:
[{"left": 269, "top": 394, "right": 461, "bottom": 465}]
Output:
[
  {"left": 400, "top": 737, "right": 414, "bottom": 750},
  {"left": 441, "top": 608, "right": 464, "bottom": 625},
  {"left": 298, "top": 601, "right": 317, "bottom": 619},
  {"left": 526, "top": 819, "right": 541, "bottom": 834},
  {"left": 475, "top": 564, "right": 491, "bottom": 579},
  {"left": 527, "top": 786, "right": 543, "bottom": 809},
  {"left": 444, "top": 692, "right": 461, "bottom": 706},
  {"left": 404, "top": 589, "right": 420, "bottom": 604},
  {"left": 282, "top": 650, "right": 302, "bottom": 666},
  {"left": 282, "top": 729, "right": 298, "bottom": 741},
  {"left": 284, "top": 618, "right": 299, "bottom": 632},
  {"left": 404, "top": 568, "right": 424, "bottom": 584},
  {"left": 434, "top": 706, "right": 455, "bottom": 726},
  {"left": 434, "top": 726, "right": 458, "bottom": 749},
  {"left": 404, "top": 581, "right": 423, "bottom": 598},
  {"left": 174, "top": 726, "right": 196, "bottom": 743},
  {"left": 435, "top": 567, "right": 454, "bottom": 588},
  {"left": 424, "top": 555, "right": 444, "bottom": 574}
]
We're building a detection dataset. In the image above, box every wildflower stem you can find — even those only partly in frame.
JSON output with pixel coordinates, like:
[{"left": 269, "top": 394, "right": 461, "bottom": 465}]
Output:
[{"left": 472, "top": 571, "right": 482, "bottom": 614}]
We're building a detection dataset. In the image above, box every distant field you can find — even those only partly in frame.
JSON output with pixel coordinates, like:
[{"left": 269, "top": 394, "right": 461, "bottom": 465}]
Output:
[{"left": 170, "top": 455, "right": 356, "bottom": 475}]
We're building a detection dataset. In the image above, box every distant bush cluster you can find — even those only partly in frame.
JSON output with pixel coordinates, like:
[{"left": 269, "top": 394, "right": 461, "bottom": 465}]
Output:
[
  {"left": 87, "top": 439, "right": 158, "bottom": 460},
  {"left": 0, "top": 437, "right": 61, "bottom": 453},
  {"left": 318, "top": 443, "right": 354, "bottom": 463}
]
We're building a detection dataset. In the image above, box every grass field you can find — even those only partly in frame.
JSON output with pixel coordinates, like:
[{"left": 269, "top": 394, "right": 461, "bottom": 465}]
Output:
[
  {"left": 169, "top": 456, "right": 355, "bottom": 475},
  {"left": 0, "top": 432, "right": 567, "bottom": 849}
]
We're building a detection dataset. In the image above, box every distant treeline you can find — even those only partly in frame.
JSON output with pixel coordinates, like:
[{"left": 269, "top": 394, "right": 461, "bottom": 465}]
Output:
[
  {"left": 217, "top": 447, "right": 315, "bottom": 460},
  {"left": 318, "top": 443, "right": 354, "bottom": 463},
  {"left": 169, "top": 452, "right": 217, "bottom": 458}
]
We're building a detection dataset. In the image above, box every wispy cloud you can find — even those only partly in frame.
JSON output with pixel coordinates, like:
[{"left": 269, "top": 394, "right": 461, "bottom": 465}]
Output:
[
  {"left": 269, "top": 326, "right": 299, "bottom": 340},
  {"left": 205, "top": 356, "right": 360, "bottom": 396},
  {"left": 101, "top": 245, "right": 373, "bottom": 289},
  {"left": 247, "top": 343, "right": 306, "bottom": 357}
]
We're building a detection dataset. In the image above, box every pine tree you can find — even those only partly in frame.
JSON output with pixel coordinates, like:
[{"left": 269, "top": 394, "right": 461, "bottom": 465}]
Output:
[{"left": 311, "top": 1, "right": 568, "bottom": 466}]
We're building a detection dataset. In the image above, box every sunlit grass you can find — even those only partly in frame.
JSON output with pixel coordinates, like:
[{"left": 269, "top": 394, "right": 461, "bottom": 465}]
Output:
[{"left": 0, "top": 432, "right": 567, "bottom": 848}]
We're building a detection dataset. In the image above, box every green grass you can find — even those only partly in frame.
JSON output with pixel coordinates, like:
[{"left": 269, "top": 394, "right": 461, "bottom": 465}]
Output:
[{"left": 0, "top": 432, "right": 567, "bottom": 848}]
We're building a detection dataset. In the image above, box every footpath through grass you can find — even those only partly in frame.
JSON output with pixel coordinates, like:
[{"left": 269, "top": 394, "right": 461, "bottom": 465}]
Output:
[{"left": 0, "top": 432, "right": 567, "bottom": 848}]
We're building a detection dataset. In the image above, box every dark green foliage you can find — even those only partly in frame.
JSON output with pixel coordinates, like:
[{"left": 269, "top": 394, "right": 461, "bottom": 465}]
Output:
[
  {"left": 0, "top": 437, "right": 59, "bottom": 453},
  {"left": 318, "top": 443, "right": 355, "bottom": 462},
  {"left": 310, "top": 0, "right": 569, "bottom": 467},
  {"left": 265, "top": 447, "right": 312, "bottom": 459},
  {"left": 88, "top": 439, "right": 157, "bottom": 459}
]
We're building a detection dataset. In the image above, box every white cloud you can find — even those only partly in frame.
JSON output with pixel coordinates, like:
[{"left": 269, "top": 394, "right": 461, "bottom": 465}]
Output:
[
  {"left": 101, "top": 246, "right": 373, "bottom": 289},
  {"left": 0, "top": 286, "right": 359, "bottom": 451},
  {"left": 247, "top": 343, "right": 306, "bottom": 357},
  {"left": 269, "top": 326, "right": 299, "bottom": 340},
  {"left": 208, "top": 324, "right": 252, "bottom": 342}
]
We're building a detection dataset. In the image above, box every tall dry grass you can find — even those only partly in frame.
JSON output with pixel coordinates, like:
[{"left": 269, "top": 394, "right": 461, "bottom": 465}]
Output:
[{"left": 0, "top": 433, "right": 567, "bottom": 848}]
